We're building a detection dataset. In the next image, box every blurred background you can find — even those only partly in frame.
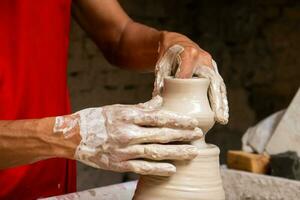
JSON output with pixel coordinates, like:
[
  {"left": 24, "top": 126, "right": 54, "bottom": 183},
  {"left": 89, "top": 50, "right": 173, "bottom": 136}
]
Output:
[{"left": 67, "top": 0, "right": 300, "bottom": 190}]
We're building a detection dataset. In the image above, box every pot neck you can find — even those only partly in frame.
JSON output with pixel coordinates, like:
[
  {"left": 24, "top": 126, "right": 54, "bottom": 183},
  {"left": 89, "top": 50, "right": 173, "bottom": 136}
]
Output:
[{"left": 162, "top": 77, "right": 210, "bottom": 103}]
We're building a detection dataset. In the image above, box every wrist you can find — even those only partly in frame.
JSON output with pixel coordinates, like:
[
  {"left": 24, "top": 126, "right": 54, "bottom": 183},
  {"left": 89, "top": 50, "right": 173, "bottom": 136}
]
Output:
[
  {"left": 157, "top": 30, "right": 170, "bottom": 59},
  {"left": 37, "top": 116, "right": 80, "bottom": 160}
]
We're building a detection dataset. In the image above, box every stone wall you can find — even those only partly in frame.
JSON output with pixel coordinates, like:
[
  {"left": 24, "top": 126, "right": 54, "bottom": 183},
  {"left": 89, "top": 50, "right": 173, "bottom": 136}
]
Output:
[{"left": 68, "top": 0, "right": 300, "bottom": 190}]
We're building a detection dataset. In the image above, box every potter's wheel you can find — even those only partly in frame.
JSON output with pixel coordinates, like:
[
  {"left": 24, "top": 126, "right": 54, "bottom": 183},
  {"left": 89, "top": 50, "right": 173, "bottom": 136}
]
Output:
[{"left": 40, "top": 169, "right": 300, "bottom": 200}]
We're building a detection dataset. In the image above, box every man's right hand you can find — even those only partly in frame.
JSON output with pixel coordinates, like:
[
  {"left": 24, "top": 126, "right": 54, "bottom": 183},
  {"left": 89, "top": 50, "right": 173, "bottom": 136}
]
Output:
[{"left": 54, "top": 96, "right": 203, "bottom": 176}]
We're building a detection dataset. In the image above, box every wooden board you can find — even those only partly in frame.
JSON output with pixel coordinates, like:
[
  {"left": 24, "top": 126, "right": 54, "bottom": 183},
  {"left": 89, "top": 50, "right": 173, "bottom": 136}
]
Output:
[{"left": 227, "top": 150, "right": 270, "bottom": 174}]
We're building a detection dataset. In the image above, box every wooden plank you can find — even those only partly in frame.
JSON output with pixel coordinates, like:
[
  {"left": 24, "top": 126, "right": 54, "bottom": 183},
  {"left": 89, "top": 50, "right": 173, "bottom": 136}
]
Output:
[{"left": 227, "top": 150, "right": 270, "bottom": 174}]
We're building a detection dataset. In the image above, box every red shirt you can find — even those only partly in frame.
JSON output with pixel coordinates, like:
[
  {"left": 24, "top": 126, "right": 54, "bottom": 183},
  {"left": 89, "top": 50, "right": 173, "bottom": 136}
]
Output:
[{"left": 0, "top": 0, "right": 76, "bottom": 199}]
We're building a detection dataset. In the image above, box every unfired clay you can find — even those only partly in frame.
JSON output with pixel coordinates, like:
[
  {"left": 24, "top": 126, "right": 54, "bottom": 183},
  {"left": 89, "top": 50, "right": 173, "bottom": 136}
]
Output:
[{"left": 133, "top": 77, "right": 225, "bottom": 200}]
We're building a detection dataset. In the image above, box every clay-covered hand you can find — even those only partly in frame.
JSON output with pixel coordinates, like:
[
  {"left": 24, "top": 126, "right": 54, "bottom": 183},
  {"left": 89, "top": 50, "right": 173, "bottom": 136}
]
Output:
[
  {"left": 53, "top": 96, "right": 203, "bottom": 176},
  {"left": 154, "top": 32, "right": 229, "bottom": 124},
  {"left": 157, "top": 31, "right": 214, "bottom": 78}
]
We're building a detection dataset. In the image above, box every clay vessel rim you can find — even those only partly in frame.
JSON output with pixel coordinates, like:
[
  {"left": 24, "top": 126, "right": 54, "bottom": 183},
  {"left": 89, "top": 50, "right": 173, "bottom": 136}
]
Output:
[{"left": 164, "top": 76, "right": 209, "bottom": 83}]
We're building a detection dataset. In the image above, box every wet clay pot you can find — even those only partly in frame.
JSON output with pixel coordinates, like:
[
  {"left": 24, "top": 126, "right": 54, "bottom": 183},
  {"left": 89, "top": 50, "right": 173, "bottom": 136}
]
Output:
[{"left": 133, "top": 77, "right": 225, "bottom": 200}]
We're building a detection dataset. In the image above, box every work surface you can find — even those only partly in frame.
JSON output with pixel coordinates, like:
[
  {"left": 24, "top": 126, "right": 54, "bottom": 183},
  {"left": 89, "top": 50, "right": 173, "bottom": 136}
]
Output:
[{"left": 42, "top": 169, "right": 300, "bottom": 200}]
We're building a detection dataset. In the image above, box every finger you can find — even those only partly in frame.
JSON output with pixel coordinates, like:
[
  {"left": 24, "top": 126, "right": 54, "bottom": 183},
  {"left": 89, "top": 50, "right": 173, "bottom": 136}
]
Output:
[
  {"left": 193, "top": 62, "right": 229, "bottom": 124},
  {"left": 176, "top": 48, "right": 213, "bottom": 78},
  {"left": 175, "top": 46, "right": 201, "bottom": 78},
  {"left": 153, "top": 44, "right": 184, "bottom": 96},
  {"left": 132, "top": 109, "right": 201, "bottom": 129},
  {"left": 119, "top": 160, "right": 176, "bottom": 176},
  {"left": 116, "top": 144, "right": 198, "bottom": 161},
  {"left": 212, "top": 60, "right": 229, "bottom": 124},
  {"left": 138, "top": 95, "right": 163, "bottom": 110},
  {"left": 120, "top": 125, "right": 203, "bottom": 145},
  {"left": 209, "top": 74, "right": 228, "bottom": 124}
]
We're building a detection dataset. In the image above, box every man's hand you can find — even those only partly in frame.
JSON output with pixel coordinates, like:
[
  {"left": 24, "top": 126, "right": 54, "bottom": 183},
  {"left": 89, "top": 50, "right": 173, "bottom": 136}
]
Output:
[
  {"left": 54, "top": 97, "right": 203, "bottom": 176},
  {"left": 72, "top": 0, "right": 229, "bottom": 123},
  {"left": 72, "top": 0, "right": 213, "bottom": 74},
  {"left": 158, "top": 31, "right": 213, "bottom": 78},
  {"left": 154, "top": 39, "right": 229, "bottom": 124}
]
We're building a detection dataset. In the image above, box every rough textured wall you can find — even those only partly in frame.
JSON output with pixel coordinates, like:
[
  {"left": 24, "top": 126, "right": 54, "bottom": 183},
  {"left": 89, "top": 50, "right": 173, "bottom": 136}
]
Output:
[{"left": 68, "top": 0, "right": 300, "bottom": 190}]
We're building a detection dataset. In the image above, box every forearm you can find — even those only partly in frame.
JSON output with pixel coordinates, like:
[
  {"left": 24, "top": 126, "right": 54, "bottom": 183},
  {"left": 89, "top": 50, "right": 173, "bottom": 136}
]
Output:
[
  {"left": 73, "top": 0, "right": 215, "bottom": 78},
  {"left": 72, "top": 0, "right": 161, "bottom": 72},
  {"left": 112, "top": 21, "right": 161, "bottom": 71},
  {"left": 0, "top": 118, "right": 77, "bottom": 169}
]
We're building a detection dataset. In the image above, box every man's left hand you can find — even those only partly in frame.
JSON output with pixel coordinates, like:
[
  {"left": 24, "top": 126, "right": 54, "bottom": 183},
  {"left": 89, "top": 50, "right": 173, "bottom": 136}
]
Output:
[{"left": 158, "top": 31, "right": 213, "bottom": 78}]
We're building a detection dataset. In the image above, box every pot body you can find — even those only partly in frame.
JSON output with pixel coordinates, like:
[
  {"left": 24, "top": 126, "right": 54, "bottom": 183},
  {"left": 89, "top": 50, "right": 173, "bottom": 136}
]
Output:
[
  {"left": 133, "top": 77, "right": 225, "bottom": 200},
  {"left": 161, "top": 77, "right": 215, "bottom": 133},
  {"left": 134, "top": 145, "right": 224, "bottom": 200}
]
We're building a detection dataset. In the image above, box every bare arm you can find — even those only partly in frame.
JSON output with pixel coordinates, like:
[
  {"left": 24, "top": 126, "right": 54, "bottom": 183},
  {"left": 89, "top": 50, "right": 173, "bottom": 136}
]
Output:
[
  {"left": 0, "top": 118, "right": 78, "bottom": 169},
  {"left": 72, "top": 0, "right": 160, "bottom": 72},
  {"left": 0, "top": 103, "right": 203, "bottom": 175},
  {"left": 0, "top": 1, "right": 222, "bottom": 171},
  {"left": 72, "top": 0, "right": 213, "bottom": 76}
]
